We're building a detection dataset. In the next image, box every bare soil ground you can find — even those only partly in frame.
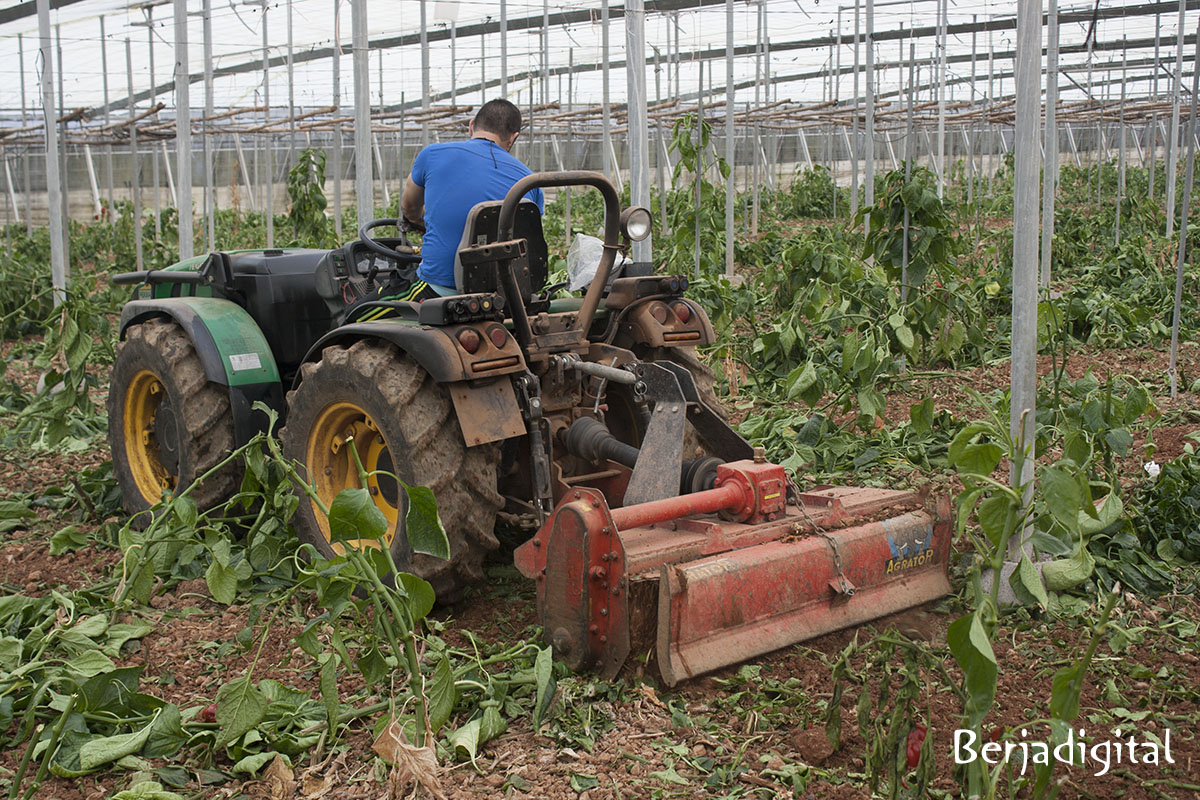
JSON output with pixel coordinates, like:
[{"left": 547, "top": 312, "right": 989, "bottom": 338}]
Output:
[{"left": 0, "top": 343, "right": 1198, "bottom": 799}]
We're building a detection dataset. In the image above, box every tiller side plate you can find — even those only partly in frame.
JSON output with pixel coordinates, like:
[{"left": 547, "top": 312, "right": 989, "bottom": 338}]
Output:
[{"left": 514, "top": 459, "right": 952, "bottom": 686}]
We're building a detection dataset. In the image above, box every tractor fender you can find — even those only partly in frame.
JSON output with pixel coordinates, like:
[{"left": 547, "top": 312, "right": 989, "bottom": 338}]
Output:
[
  {"left": 298, "top": 322, "right": 529, "bottom": 446},
  {"left": 298, "top": 321, "right": 527, "bottom": 386},
  {"left": 616, "top": 299, "right": 717, "bottom": 349},
  {"left": 119, "top": 298, "right": 284, "bottom": 444}
]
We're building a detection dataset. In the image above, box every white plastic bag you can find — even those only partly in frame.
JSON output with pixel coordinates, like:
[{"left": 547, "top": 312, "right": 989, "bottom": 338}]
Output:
[{"left": 567, "top": 233, "right": 629, "bottom": 291}]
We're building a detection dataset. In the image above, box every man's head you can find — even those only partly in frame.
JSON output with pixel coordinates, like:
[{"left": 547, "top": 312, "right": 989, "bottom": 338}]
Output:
[{"left": 469, "top": 99, "right": 523, "bottom": 151}]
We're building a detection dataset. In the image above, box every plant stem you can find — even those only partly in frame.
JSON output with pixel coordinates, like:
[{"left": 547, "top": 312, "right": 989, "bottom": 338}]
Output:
[{"left": 20, "top": 693, "right": 76, "bottom": 800}]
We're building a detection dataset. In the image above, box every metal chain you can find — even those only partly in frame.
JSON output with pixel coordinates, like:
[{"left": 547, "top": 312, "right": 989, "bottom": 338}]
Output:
[{"left": 788, "top": 475, "right": 855, "bottom": 597}]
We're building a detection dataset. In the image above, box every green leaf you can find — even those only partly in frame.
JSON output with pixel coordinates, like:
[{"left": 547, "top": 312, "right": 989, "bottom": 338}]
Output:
[
  {"left": 205, "top": 560, "right": 238, "bottom": 606},
  {"left": 49, "top": 525, "right": 90, "bottom": 555},
  {"left": 948, "top": 422, "right": 1002, "bottom": 476},
  {"left": 232, "top": 750, "right": 288, "bottom": 776},
  {"left": 946, "top": 614, "right": 998, "bottom": 729},
  {"left": 1008, "top": 554, "right": 1049, "bottom": 610},
  {"left": 403, "top": 485, "right": 449, "bottom": 559},
  {"left": 66, "top": 650, "right": 116, "bottom": 678},
  {"left": 426, "top": 654, "right": 456, "bottom": 735},
  {"left": 532, "top": 647, "right": 555, "bottom": 730},
  {"left": 909, "top": 397, "right": 934, "bottom": 435},
  {"left": 78, "top": 666, "right": 143, "bottom": 712},
  {"left": 329, "top": 488, "right": 388, "bottom": 544},
  {"left": 214, "top": 676, "right": 268, "bottom": 749},
  {"left": 1041, "top": 544, "right": 1096, "bottom": 592},
  {"left": 1079, "top": 492, "right": 1123, "bottom": 536},
  {"left": 449, "top": 717, "right": 483, "bottom": 764},
  {"left": 395, "top": 573, "right": 436, "bottom": 621},
  {"left": 1041, "top": 466, "right": 1082, "bottom": 533},
  {"left": 357, "top": 646, "right": 388, "bottom": 686},
  {"left": 977, "top": 494, "right": 1013, "bottom": 546},
  {"left": 79, "top": 714, "right": 158, "bottom": 770},
  {"left": 569, "top": 773, "right": 600, "bottom": 792},
  {"left": 1103, "top": 428, "right": 1134, "bottom": 457},
  {"left": 895, "top": 324, "right": 915, "bottom": 351},
  {"left": 649, "top": 764, "right": 691, "bottom": 786},
  {"left": 0, "top": 500, "right": 35, "bottom": 520},
  {"left": 110, "top": 780, "right": 187, "bottom": 800},
  {"left": 319, "top": 654, "right": 339, "bottom": 736},
  {"left": 142, "top": 704, "right": 187, "bottom": 759}
]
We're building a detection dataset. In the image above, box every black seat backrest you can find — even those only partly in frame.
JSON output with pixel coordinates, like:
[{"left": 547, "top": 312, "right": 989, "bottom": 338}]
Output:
[{"left": 453, "top": 200, "right": 548, "bottom": 302}]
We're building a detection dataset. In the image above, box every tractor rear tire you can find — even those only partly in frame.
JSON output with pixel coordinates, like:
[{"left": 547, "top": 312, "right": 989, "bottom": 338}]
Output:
[
  {"left": 280, "top": 340, "right": 503, "bottom": 602},
  {"left": 107, "top": 318, "right": 239, "bottom": 518}
]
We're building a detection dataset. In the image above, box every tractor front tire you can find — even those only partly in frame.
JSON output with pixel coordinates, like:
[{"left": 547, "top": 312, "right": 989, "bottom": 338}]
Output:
[
  {"left": 107, "top": 318, "right": 239, "bottom": 518},
  {"left": 280, "top": 340, "right": 503, "bottom": 602}
]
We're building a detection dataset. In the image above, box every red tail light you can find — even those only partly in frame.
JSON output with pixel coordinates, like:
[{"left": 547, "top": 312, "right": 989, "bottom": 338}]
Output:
[{"left": 457, "top": 329, "right": 481, "bottom": 353}]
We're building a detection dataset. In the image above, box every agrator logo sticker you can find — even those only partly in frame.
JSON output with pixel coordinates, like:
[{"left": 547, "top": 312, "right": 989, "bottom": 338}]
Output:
[
  {"left": 885, "top": 524, "right": 933, "bottom": 574},
  {"left": 886, "top": 548, "right": 934, "bottom": 574}
]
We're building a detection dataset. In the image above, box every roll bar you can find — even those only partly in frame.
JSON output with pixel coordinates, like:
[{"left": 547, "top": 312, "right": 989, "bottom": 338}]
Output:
[{"left": 498, "top": 171, "right": 622, "bottom": 336}]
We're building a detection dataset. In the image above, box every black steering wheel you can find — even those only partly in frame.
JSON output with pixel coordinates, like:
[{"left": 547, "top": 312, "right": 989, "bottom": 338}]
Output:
[{"left": 358, "top": 218, "right": 423, "bottom": 264}]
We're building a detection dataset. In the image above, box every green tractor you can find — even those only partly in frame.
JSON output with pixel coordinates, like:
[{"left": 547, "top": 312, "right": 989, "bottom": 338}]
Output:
[{"left": 109, "top": 171, "right": 950, "bottom": 684}]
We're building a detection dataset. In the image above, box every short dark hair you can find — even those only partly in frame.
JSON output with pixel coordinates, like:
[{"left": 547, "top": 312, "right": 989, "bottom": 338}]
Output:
[{"left": 473, "top": 99, "right": 522, "bottom": 138}]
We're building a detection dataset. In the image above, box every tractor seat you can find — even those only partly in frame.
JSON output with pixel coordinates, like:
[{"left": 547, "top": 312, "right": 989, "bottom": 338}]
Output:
[{"left": 453, "top": 200, "right": 548, "bottom": 304}]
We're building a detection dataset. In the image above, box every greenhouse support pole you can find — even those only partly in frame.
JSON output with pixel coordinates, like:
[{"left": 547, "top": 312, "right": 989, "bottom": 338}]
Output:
[
  {"left": 1168, "top": 22, "right": 1200, "bottom": 398},
  {"left": 1040, "top": 0, "right": 1058, "bottom": 287},
  {"left": 1167, "top": 0, "right": 1186, "bottom": 237},
  {"left": 864, "top": 0, "right": 874, "bottom": 235},
  {"left": 4, "top": 159, "right": 16, "bottom": 228},
  {"left": 287, "top": 0, "right": 296, "bottom": 164},
  {"left": 851, "top": 0, "right": 859, "bottom": 217},
  {"left": 541, "top": 0, "right": 549, "bottom": 110},
  {"left": 332, "top": 0, "right": 342, "bottom": 239},
  {"left": 602, "top": 0, "right": 613, "bottom": 182},
  {"left": 161, "top": 142, "right": 177, "bottom": 203},
  {"left": 54, "top": 24, "right": 68, "bottom": 260},
  {"left": 903, "top": 41, "right": 914, "bottom": 305},
  {"left": 449, "top": 22, "right": 456, "bottom": 104},
  {"left": 1116, "top": 42, "right": 1127, "bottom": 248},
  {"left": 175, "top": 0, "right": 194, "bottom": 261},
  {"left": 203, "top": 0, "right": 215, "bottom": 250},
  {"left": 480, "top": 28, "right": 485, "bottom": 98},
  {"left": 38, "top": 0, "right": 66, "bottom": 305},
  {"left": 937, "top": 0, "right": 947, "bottom": 199},
  {"left": 835, "top": 8, "right": 842, "bottom": 104},
  {"left": 100, "top": 16, "right": 114, "bottom": 218},
  {"left": 968, "top": 19, "right": 976, "bottom": 208},
  {"left": 352, "top": 0, "right": 372, "bottom": 228},
  {"left": 234, "top": 134, "right": 255, "bottom": 210},
  {"left": 627, "top": 0, "right": 651, "bottom": 263},
  {"left": 262, "top": 0, "right": 274, "bottom": 247},
  {"left": 147, "top": 11, "right": 161, "bottom": 235},
  {"left": 127, "top": 38, "right": 144, "bottom": 271},
  {"left": 18, "top": 34, "right": 31, "bottom": 234},
  {"left": 655, "top": 47, "right": 668, "bottom": 237},
  {"left": 724, "top": 0, "right": 734, "bottom": 278},
  {"left": 694, "top": 60, "right": 702, "bottom": 278},
  {"left": 1009, "top": 0, "right": 1042, "bottom": 559},
  {"left": 500, "top": 0, "right": 508, "bottom": 96},
  {"left": 85, "top": 146, "right": 101, "bottom": 218},
  {"left": 420, "top": 0, "right": 430, "bottom": 146},
  {"left": 1151, "top": 15, "right": 1161, "bottom": 201}
]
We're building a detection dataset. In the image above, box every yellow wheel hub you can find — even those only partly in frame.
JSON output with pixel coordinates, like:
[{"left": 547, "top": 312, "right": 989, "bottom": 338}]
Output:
[
  {"left": 306, "top": 401, "right": 399, "bottom": 552},
  {"left": 122, "top": 369, "right": 176, "bottom": 503}
]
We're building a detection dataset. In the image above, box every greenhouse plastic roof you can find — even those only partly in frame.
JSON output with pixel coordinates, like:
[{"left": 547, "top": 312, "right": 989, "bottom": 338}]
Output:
[{"left": 0, "top": 0, "right": 1193, "bottom": 119}]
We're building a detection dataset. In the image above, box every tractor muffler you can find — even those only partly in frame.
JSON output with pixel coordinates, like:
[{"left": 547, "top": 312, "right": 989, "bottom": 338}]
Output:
[{"left": 514, "top": 455, "right": 951, "bottom": 685}]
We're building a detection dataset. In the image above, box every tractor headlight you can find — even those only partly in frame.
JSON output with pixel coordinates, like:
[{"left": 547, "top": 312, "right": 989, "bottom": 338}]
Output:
[{"left": 620, "top": 206, "right": 653, "bottom": 241}]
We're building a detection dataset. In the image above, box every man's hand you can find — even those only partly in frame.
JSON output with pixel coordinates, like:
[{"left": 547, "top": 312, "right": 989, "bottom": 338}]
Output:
[{"left": 400, "top": 175, "right": 425, "bottom": 228}]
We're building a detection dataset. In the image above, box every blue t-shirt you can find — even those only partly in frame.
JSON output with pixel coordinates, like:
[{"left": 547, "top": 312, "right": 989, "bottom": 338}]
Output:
[{"left": 410, "top": 139, "right": 544, "bottom": 288}]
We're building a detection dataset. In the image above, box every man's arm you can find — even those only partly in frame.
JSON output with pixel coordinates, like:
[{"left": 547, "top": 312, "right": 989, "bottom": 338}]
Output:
[{"left": 400, "top": 175, "right": 425, "bottom": 225}]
